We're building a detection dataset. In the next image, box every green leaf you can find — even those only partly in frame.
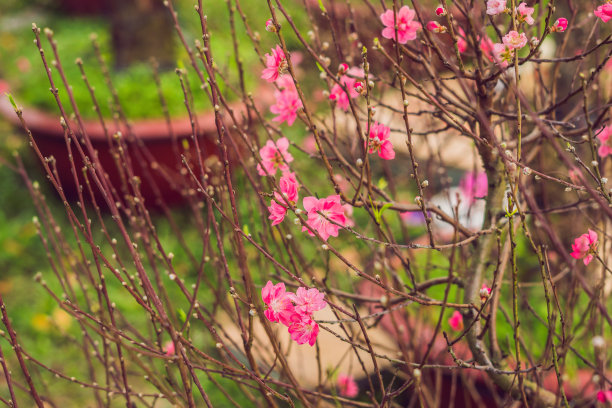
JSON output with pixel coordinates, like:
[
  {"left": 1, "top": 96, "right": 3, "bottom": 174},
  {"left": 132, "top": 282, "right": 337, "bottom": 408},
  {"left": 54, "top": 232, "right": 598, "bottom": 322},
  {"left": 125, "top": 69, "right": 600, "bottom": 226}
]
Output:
[
  {"left": 243, "top": 224, "right": 250, "bottom": 236},
  {"left": 177, "top": 308, "right": 187, "bottom": 323},
  {"left": 6, "top": 93, "right": 17, "bottom": 110},
  {"left": 317, "top": 0, "right": 327, "bottom": 13},
  {"left": 377, "top": 177, "right": 388, "bottom": 190}
]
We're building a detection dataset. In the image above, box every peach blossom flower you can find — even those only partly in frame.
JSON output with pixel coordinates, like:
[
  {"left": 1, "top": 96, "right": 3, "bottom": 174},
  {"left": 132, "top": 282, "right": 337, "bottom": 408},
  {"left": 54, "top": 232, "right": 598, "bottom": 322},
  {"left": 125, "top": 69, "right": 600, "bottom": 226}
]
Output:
[
  {"left": 596, "top": 125, "right": 612, "bottom": 158},
  {"left": 426, "top": 21, "right": 446, "bottom": 33},
  {"left": 270, "top": 88, "right": 302, "bottom": 126},
  {"left": 517, "top": 2, "right": 535, "bottom": 25},
  {"left": 435, "top": 6, "right": 446, "bottom": 16},
  {"left": 457, "top": 28, "right": 467, "bottom": 53},
  {"left": 302, "top": 195, "right": 347, "bottom": 241},
  {"left": 261, "top": 45, "right": 287, "bottom": 82},
  {"left": 503, "top": 30, "right": 528, "bottom": 49},
  {"left": 337, "top": 374, "right": 359, "bottom": 398},
  {"left": 288, "top": 287, "right": 327, "bottom": 315},
  {"left": 265, "top": 19, "right": 275, "bottom": 32},
  {"left": 480, "top": 284, "right": 492, "bottom": 302},
  {"left": 551, "top": 17, "right": 568, "bottom": 32},
  {"left": 380, "top": 6, "right": 422, "bottom": 44},
  {"left": 163, "top": 341, "right": 175, "bottom": 356},
  {"left": 595, "top": 4, "right": 612, "bottom": 23},
  {"left": 480, "top": 36, "right": 495, "bottom": 61},
  {"left": 268, "top": 198, "right": 287, "bottom": 225},
  {"left": 367, "top": 122, "right": 395, "bottom": 160},
  {"left": 287, "top": 316, "right": 319, "bottom": 346},
  {"left": 492, "top": 43, "right": 512, "bottom": 67},
  {"left": 329, "top": 67, "right": 364, "bottom": 111},
  {"left": 261, "top": 281, "right": 297, "bottom": 325},
  {"left": 448, "top": 310, "right": 463, "bottom": 331},
  {"left": 257, "top": 137, "right": 294, "bottom": 176},
  {"left": 570, "top": 229, "right": 598, "bottom": 265},
  {"left": 486, "top": 0, "right": 507, "bottom": 15},
  {"left": 597, "top": 390, "right": 612, "bottom": 403}
]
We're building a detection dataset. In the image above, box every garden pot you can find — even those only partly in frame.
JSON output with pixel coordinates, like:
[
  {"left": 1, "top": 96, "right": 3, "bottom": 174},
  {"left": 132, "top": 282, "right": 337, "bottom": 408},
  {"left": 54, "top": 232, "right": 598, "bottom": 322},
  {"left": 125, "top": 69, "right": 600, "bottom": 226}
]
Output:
[
  {"left": 0, "top": 85, "right": 273, "bottom": 208},
  {"left": 357, "top": 280, "right": 605, "bottom": 407}
]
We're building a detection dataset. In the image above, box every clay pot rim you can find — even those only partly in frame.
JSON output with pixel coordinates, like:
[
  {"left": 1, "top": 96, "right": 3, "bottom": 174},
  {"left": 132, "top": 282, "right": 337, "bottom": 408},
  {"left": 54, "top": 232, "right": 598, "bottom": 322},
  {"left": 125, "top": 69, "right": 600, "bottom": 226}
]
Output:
[{"left": 0, "top": 83, "right": 273, "bottom": 142}]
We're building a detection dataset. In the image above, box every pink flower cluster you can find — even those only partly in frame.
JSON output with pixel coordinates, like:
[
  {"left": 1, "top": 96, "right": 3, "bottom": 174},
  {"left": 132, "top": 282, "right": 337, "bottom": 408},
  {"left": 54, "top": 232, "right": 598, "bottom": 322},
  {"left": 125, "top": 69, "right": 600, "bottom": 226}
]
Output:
[
  {"left": 329, "top": 67, "right": 364, "bottom": 111},
  {"left": 337, "top": 374, "right": 359, "bottom": 398},
  {"left": 261, "top": 281, "right": 327, "bottom": 346},
  {"left": 380, "top": 6, "right": 422, "bottom": 44},
  {"left": 367, "top": 122, "right": 395, "bottom": 160},
  {"left": 570, "top": 229, "right": 598, "bottom": 265},
  {"left": 595, "top": 3, "right": 612, "bottom": 23},
  {"left": 596, "top": 125, "right": 612, "bottom": 158}
]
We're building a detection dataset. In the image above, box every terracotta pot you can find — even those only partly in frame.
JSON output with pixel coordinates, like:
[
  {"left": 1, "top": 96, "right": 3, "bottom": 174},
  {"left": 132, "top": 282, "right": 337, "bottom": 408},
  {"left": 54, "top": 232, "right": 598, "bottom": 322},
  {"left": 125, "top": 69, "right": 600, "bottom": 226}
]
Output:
[
  {"left": 0, "top": 86, "right": 273, "bottom": 208},
  {"left": 357, "top": 280, "right": 604, "bottom": 407}
]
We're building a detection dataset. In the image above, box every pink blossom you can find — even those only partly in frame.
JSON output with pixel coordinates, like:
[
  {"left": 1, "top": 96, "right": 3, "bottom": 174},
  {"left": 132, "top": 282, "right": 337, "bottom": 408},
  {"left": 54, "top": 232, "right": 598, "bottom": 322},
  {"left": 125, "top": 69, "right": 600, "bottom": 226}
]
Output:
[
  {"left": 338, "top": 62, "right": 348, "bottom": 75},
  {"left": 480, "top": 36, "right": 495, "bottom": 61},
  {"left": 303, "top": 135, "right": 318, "bottom": 154},
  {"left": 268, "top": 197, "right": 287, "bottom": 225},
  {"left": 435, "top": 6, "right": 446, "bottom": 16},
  {"left": 270, "top": 88, "right": 302, "bottom": 126},
  {"left": 596, "top": 125, "right": 612, "bottom": 158},
  {"left": 367, "top": 122, "right": 395, "bottom": 160},
  {"left": 426, "top": 21, "right": 446, "bottom": 33},
  {"left": 288, "top": 316, "right": 319, "bottom": 346},
  {"left": 163, "top": 341, "right": 175, "bottom": 356},
  {"left": 289, "top": 287, "right": 327, "bottom": 316},
  {"left": 456, "top": 28, "right": 467, "bottom": 53},
  {"left": 380, "top": 6, "right": 422, "bottom": 44},
  {"left": 598, "top": 390, "right": 612, "bottom": 402},
  {"left": 486, "top": 0, "right": 507, "bottom": 15},
  {"left": 261, "top": 45, "right": 287, "bottom": 82},
  {"left": 480, "top": 284, "right": 492, "bottom": 302},
  {"left": 275, "top": 75, "right": 296, "bottom": 91},
  {"left": 595, "top": 4, "right": 612, "bottom": 23},
  {"left": 337, "top": 374, "right": 359, "bottom": 398},
  {"left": 265, "top": 19, "right": 275, "bottom": 32},
  {"left": 257, "top": 137, "right": 294, "bottom": 176},
  {"left": 448, "top": 310, "right": 463, "bottom": 331},
  {"left": 492, "top": 43, "right": 512, "bottom": 67},
  {"left": 261, "top": 281, "right": 297, "bottom": 326},
  {"left": 516, "top": 2, "right": 535, "bottom": 25},
  {"left": 460, "top": 171, "right": 488, "bottom": 203},
  {"left": 279, "top": 172, "right": 299, "bottom": 203},
  {"left": 329, "top": 67, "right": 364, "bottom": 111},
  {"left": 551, "top": 18, "right": 568, "bottom": 32},
  {"left": 503, "top": 30, "right": 528, "bottom": 50},
  {"left": 302, "top": 195, "right": 347, "bottom": 241},
  {"left": 570, "top": 230, "right": 598, "bottom": 265}
]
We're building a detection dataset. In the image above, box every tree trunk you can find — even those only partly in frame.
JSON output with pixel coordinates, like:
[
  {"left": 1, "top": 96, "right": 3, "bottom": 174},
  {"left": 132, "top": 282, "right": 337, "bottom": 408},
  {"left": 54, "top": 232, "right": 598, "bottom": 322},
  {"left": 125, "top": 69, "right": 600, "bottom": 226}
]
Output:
[{"left": 110, "top": 0, "right": 175, "bottom": 70}]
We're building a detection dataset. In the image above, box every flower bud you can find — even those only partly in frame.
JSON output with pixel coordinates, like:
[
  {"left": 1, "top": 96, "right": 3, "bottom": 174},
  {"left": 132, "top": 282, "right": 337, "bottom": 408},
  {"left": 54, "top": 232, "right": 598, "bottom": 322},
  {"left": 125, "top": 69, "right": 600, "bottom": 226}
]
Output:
[
  {"left": 435, "top": 6, "right": 446, "bottom": 16},
  {"left": 265, "top": 19, "right": 275, "bottom": 32}
]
